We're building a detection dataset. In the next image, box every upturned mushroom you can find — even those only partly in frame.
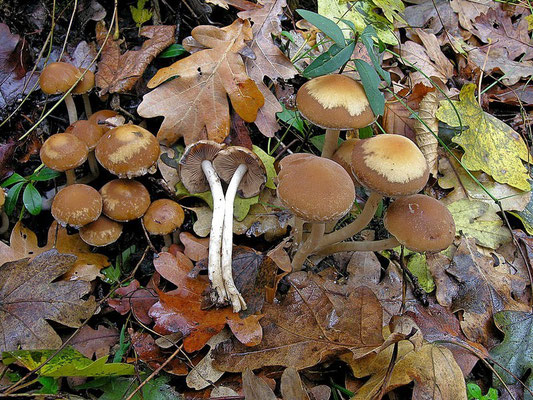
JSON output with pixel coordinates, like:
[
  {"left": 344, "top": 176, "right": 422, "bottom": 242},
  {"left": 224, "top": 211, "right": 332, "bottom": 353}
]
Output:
[
  {"left": 213, "top": 146, "right": 267, "bottom": 312},
  {"left": 40, "top": 132, "right": 89, "bottom": 185}
]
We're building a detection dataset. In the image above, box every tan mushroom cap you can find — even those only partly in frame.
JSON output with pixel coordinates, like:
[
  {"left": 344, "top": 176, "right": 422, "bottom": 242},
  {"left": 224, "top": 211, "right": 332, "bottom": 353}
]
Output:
[
  {"left": 40, "top": 133, "right": 89, "bottom": 172},
  {"left": 72, "top": 68, "right": 95, "bottom": 94},
  {"left": 179, "top": 140, "right": 225, "bottom": 194},
  {"left": 332, "top": 138, "right": 360, "bottom": 186},
  {"left": 79, "top": 215, "right": 123, "bottom": 247},
  {"left": 384, "top": 194, "right": 455, "bottom": 252},
  {"left": 0, "top": 189, "right": 5, "bottom": 208},
  {"left": 95, "top": 124, "right": 160, "bottom": 178},
  {"left": 213, "top": 146, "right": 266, "bottom": 198},
  {"left": 39, "top": 62, "right": 82, "bottom": 94},
  {"left": 277, "top": 153, "right": 355, "bottom": 222},
  {"left": 88, "top": 109, "right": 118, "bottom": 132},
  {"left": 142, "top": 199, "right": 185, "bottom": 235},
  {"left": 51, "top": 184, "right": 102, "bottom": 228},
  {"left": 296, "top": 74, "right": 375, "bottom": 130},
  {"left": 65, "top": 120, "right": 104, "bottom": 150},
  {"left": 351, "top": 134, "right": 429, "bottom": 196},
  {"left": 100, "top": 179, "right": 151, "bottom": 221}
]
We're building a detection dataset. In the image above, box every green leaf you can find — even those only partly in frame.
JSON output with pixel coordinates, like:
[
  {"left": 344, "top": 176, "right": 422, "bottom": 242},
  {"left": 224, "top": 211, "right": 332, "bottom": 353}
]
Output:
[
  {"left": 234, "top": 195, "right": 259, "bottom": 221},
  {"left": 29, "top": 167, "right": 61, "bottom": 181},
  {"left": 158, "top": 44, "right": 187, "bottom": 58},
  {"left": 101, "top": 264, "right": 121, "bottom": 284},
  {"left": 37, "top": 377, "right": 59, "bottom": 394},
  {"left": 5, "top": 181, "right": 25, "bottom": 216},
  {"left": 296, "top": 9, "right": 345, "bottom": 46},
  {"left": 175, "top": 181, "right": 214, "bottom": 209},
  {"left": 486, "top": 388, "right": 498, "bottom": 400},
  {"left": 406, "top": 253, "right": 434, "bottom": 293},
  {"left": 2, "top": 347, "right": 135, "bottom": 377},
  {"left": 98, "top": 376, "right": 182, "bottom": 400},
  {"left": 359, "top": 125, "right": 373, "bottom": 139},
  {"left": 22, "top": 183, "right": 42, "bottom": 215},
  {"left": 354, "top": 58, "right": 385, "bottom": 116},
  {"left": 113, "top": 325, "right": 129, "bottom": 363},
  {"left": 310, "top": 134, "right": 343, "bottom": 152},
  {"left": 303, "top": 41, "right": 355, "bottom": 78},
  {"left": 277, "top": 104, "right": 305, "bottom": 133},
  {"left": 467, "top": 382, "right": 482, "bottom": 399},
  {"left": 280, "top": 31, "right": 296, "bottom": 44},
  {"left": 360, "top": 25, "right": 391, "bottom": 84},
  {"left": 130, "top": 0, "right": 153, "bottom": 28},
  {"left": 252, "top": 145, "right": 276, "bottom": 190},
  {"left": 1, "top": 173, "right": 25, "bottom": 187}
]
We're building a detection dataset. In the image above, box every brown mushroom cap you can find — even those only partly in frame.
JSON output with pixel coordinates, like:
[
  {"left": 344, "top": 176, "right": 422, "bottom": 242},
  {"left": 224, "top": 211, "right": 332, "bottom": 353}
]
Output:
[
  {"left": 277, "top": 153, "right": 355, "bottom": 222},
  {"left": 88, "top": 109, "right": 119, "bottom": 132},
  {"left": 296, "top": 75, "right": 375, "bottom": 130},
  {"left": 351, "top": 134, "right": 429, "bottom": 196},
  {"left": 179, "top": 140, "right": 225, "bottom": 193},
  {"left": 213, "top": 146, "right": 266, "bottom": 198},
  {"left": 51, "top": 184, "right": 102, "bottom": 228},
  {"left": 40, "top": 133, "right": 89, "bottom": 172},
  {"left": 0, "top": 189, "right": 5, "bottom": 209},
  {"left": 39, "top": 62, "right": 82, "bottom": 94},
  {"left": 95, "top": 124, "right": 160, "bottom": 178},
  {"left": 72, "top": 68, "right": 95, "bottom": 94},
  {"left": 383, "top": 194, "right": 455, "bottom": 252},
  {"left": 100, "top": 179, "right": 151, "bottom": 221},
  {"left": 79, "top": 215, "right": 123, "bottom": 247},
  {"left": 142, "top": 199, "right": 185, "bottom": 235},
  {"left": 332, "top": 138, "right": 360, "bottom": 186},
  {"left": 65, "top": 120, "right": 104, "bottom": 150}
]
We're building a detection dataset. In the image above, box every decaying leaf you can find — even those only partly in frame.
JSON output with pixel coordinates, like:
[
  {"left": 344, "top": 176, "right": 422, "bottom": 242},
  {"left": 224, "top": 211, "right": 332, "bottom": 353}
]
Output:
[
  {"left": 436, "top": 84, "right": 531, "bottom": 190},
  {"left": 137, "top": 19, "right": 264, "bottom": 145},
  {"left": 242, "top": 369, "right": 277, "bottom": 400},
  {"left": 450, "top": 0, "right": 497, "bottom": 31},
  {"left": 414, "top": 91, "right": 439, "bottom": 177},
  {"left": 107, "top": 279, "right": 158, "bottom": 325},
  {"left": 95, "top": 23, "right": 175, "bottom": 94},
  {"left": 281, "top": 367, "right": 310, "bottom": 400},
  {"left": 70, "top": 325, "right": 119, "bottom": 359},
  {"left": 130, "top": 330, "right": 188, "bottom": 375},
  {"left": 0, "top": 250, "right": 96, "bottom": 352},
  {"left": 180, "top": 232, "right": 209, "bottom": 261}
]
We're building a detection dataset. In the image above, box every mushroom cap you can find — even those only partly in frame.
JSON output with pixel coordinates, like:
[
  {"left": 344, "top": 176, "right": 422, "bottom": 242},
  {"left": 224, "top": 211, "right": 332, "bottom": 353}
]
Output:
[
  {"left": 39, "top": 62, "right": 82, "bottom": 94},
  {"left": 100, "top": 179, "right": 151, "bottom": 221},
  {"left": 72, "top": 68, "right": 95, "bottom": 94},
  {"left": 142, "top": 199, "right": 185, "bottom": 235},
  {"left": 179, "top": 140, "right": 225, "bottom": 194},
  {"left": 65, "top": 120, "right": 104, "bottom": 150},
  {"left": 79, "top": 215, "right": 123, "bottom": 247},
  {"left": 296, "top": 75, "right": 375, "bottom": 130},
  {"left": 277, "top": 153, "right": 355, "bottom": 222},
  {"left": 40, "top": 133, "right": 89, "bottom": 172},
  {"left": 51, "top": 184, "right": 102, "bottom": 228},
  {"left": 0, "top": 189, "right": 5, "bottom": 208},
  {"left": 88, "top": 109, "right": 118, "bottom": 132},
  {"left": 332, "top": 138, "right": 360, "bottom": 186},
  {"left": 383, "top": 194, "right": 455, "bottom": 252},
  {"left": 213, "top": 146, "right": 267, "bottom": 198},
  {"left": 351, "top": 134, "right": 429, "bottom": 196},
  {"left": 95, "top": 124, "right": 160, "bottom": 178}
]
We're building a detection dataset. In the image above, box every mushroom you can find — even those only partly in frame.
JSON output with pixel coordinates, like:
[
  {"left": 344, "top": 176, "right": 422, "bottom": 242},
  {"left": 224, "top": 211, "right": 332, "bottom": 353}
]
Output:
[
  {"left": 296, "top": 74, "right": 374, "bottom": 159},
  {"left": 95, "top": 124, "right": 160, "bottom": 178},
  {"left": 79, "top": 215, "right": 123, "bottom": 247},
  {"left": 213, "top": 146, "right": 267, "bottom": 312},
  {"left": 51, "top": 184, "right": 102, "bottom": 228},
  {"left": 276, "top": 153, "right": 355, "bottom": 271},
  {"left": 179, "top": 140, "right": 227, "bottom": 303},
  {"left": 331, "top": 138, "right": 360, "bottom": 186},
  {"left": 100, "top": 179, "right": 151, "bottom": 222},
  {"left": 142, "top": 199, "right": 185, "bottom": 247},
  {"left": 0, "top": 189, "right": 8, "bottom": 234},
  {"left": 88, "top": 109, "right": 119, "bottom": 132},
  {"left": 316, "top": 134, "right": 430, "bottom": 250},
  {"left": 65, "top": 120, "right": 104, "bottom": 178},
  {"left": 39, "top": 62, "right": 82, "bottom": 125},
  {"left": 72, "top": 68, "right": 95, "bottom": 118},
  {"left": 40, "top": 133, "right": 89, "bottom": 185}
]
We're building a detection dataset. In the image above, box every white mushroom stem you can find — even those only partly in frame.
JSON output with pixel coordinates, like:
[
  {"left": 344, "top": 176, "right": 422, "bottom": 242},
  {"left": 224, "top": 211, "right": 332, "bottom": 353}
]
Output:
[
  {"left": 315, "top": 236, "right": 400, "bottom": 256},
  {"left": 64, "top": 94, "right": 78, "bottom": 125},
  {"left": 291, "top": 223, "right": 325, "bottom": 271},
  {"left": 201, "top": 159, "right": 227, "bottom": 302},
  {"left": 321, "top": 129, "right": 340, "bottom": 159},
  {"left": 221, "top": 163, "right": 248, "bottom": 312}
]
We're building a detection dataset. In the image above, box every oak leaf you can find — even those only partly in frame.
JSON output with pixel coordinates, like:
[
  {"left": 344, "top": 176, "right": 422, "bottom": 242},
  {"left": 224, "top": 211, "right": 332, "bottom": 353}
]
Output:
[
  {"left": 107, "top": 279, "right": 158, "bottom": 325},
  {"left": 130, "top": 330, "right": 188, "bottom": 375},
  {"left": 70, "top": 325, "right": 119, "bottom": 359},
  {"left": 0, "top": 249, "right": 97, "bottom": 352},
  {"left": 137, "top": 19, "right": 265, "bottom": 145}
]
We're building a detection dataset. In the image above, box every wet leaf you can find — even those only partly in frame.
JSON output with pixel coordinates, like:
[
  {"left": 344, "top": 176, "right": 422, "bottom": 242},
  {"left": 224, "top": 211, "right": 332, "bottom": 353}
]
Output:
[
  {"left": 130, "top": 330, "right": 188, "bottom": 375},
  {"left": 70, "top": 325, "right": 119, "bottom": 359},
  {"left": 281, "top": 367, "right": 310, "bottom": 400},
  {"left": 180, "top": 232, "right": 209, "bottom": 262},
  {"left": 107, "top": 279, "right": 158, "bottom": 325},
  {"left": 242, "top": 369, "right": 277, "bottom": 400}
]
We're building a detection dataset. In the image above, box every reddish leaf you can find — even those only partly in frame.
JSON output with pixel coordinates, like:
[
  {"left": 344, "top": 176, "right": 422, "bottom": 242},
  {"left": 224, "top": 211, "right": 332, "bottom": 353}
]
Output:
[
  {"left": 180, "top": 232, "right": 209, "bottom": 262},
  {"left": 107, "top": 279, "right": 158, "bottom": 325},
  {"left": 130, "top": 330, "right": 188, "bottom": 375},
  {"left": 70, "top": 325, "right": 119, "bottom": 359}
]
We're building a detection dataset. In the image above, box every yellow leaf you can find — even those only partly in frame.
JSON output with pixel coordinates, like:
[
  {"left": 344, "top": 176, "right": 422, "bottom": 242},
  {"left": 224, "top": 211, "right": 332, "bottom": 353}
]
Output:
[{"left": 436, "top": 84, "right": 530, "bottom": 190}]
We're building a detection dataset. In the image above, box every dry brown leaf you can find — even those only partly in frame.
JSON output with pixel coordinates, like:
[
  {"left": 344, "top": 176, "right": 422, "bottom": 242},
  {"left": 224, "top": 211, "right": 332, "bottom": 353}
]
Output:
[
  {"left": 450, "top": 0, "right": 498, "bottom": 31},
  {"left": 137, "top": 19, "right": 264, "bottom": 145},
  {"left": 95, "top": 23, "right": 175, "bottom": 95},
  {"left": 281, "top": 367, "right": 310, "bottom": 400},
  {"left": 0, "top": 249, "right": 96, "bottom": 352},
  {"left": 180, "top": 232, "right": 209, "bottom": 262},
  {"left": 70, "top": 325, "right": 119, "bottom": 359},
  {"left": 130, "top": 330, "right": 188, "bottom": 375},
  {"left": 238, "top": 0, "right": 297, "bottom": 137},
  {"left": 414, "top": 91, "right": 439, "bottom": 177},
  {"left": 243, "top": 369, "right": 277, "bottom": 400}
]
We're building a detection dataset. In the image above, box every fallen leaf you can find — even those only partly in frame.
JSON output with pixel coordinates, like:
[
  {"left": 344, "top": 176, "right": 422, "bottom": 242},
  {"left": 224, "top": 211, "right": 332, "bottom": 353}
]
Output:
[
  {"left": 180, "top": 232, "right": 209, "bottom": 261},
  {"left": 226, "top": 313, "right": 264, "bottom": 346},
  {"left": 70, "top": 325, "right": 119, "bottom": 359},
  {"left": 450, "top": 0, "right": 497, "bottom": 31},
  {"left": 0, "top": 140, "right": 18, "bottom": 179},
  {"left": 242, "top": 369, "right": 277, "bottom": 400},
  {"left": 98, "top": 375, "right": 180, "bottom": 400},
  {"left": 137, "top": 19, "right": 264, "bottom": 145},
  {"left": 95, "top": 23, "right": 175, "bottom": 94},
  {"left": 107, "top": 279, "right": 158, "bottom": 325},
  {"left": 414, "top": 90, "right": 439, "bottom": 176},
  {"left": 0, "top": 249, "right": 96, "bottom": 352},
  {"left": 281, "top": 367, "right": 310, "bottom": 400},
  {"left": 130, "top": 330, "right": 188, "bottom": 375},
  {"left": 158, "top": 144, "right": 183, "bottom": 190},
  {"left": 485, "top": 83, "right": 533, "bottom": 107},
  {"left": 213, "top": 272, "right": 384, "bottom": 371},
  {"left": 403, "top": 0, "right": 457, "bottom": 35},
  {"left": 436, "top": 84, "right": 530, "bottom": 190}
]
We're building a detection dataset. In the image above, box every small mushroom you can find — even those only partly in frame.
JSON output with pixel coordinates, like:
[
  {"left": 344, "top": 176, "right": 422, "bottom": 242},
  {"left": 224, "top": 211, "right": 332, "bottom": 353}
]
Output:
[
  {"left": 51, "top": 184, "right": 102, "bottom": 228},
  {"left": 79, "top": 215, "right": 123, "bottom": 247},
  {"left": 88, "top": 109, "right": 119, "bottom": 132},
  {"left": 100, "top": 179, "right": 151, "bottom": 222},
  {"left": 39, "top": 62, "right": 82, "bottom": 125},
  {"left": 276, "top": 153, "right": 355, "bottom": 271},
  {"left": 40, "top": 132, "right": 89, "bottom": 185},
  {"left": 213, "top": 146, "right": 267, "bottom": 312},
  {"left": 66, "top": 120, "right": 104, "bottom": 178},
  {"left": 142, "top": 199, "right": 185, "bottom": 247},
  {"left": 72, "top": 68, "right": 95, "bottom": 117},
  {"left": 296, "top": 74, "right": 374, "bottom": 159}
]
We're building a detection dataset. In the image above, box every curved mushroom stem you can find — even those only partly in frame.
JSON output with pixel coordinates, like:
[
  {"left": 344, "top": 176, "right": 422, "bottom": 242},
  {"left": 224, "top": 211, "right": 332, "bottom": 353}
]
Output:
[
  {"left": 221, "top": 163, "right": 248, "bottom": 312},
  {"left": 316, "top": 191, "right": 383, "bottom": 250},
  {"left": 82, "top": 94, "right": 93, "bottom": 118},
  {"left": 0, "top": 211, "right": 9, "bottom": 234},
  {"left": 321, "top": 129, "right": 340, "bottom": 159},
  {"left": 201, "top": 159, "right": 227, "bottom": 302},
  {"left": 64, "top": 93, "right": 78, "bottom": 125},
  {"left": 292, "top": 223, "right": 325, "bottom": 271},
  {"left": 315, "top": 236, "right": 400, "bottom": 256}
]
